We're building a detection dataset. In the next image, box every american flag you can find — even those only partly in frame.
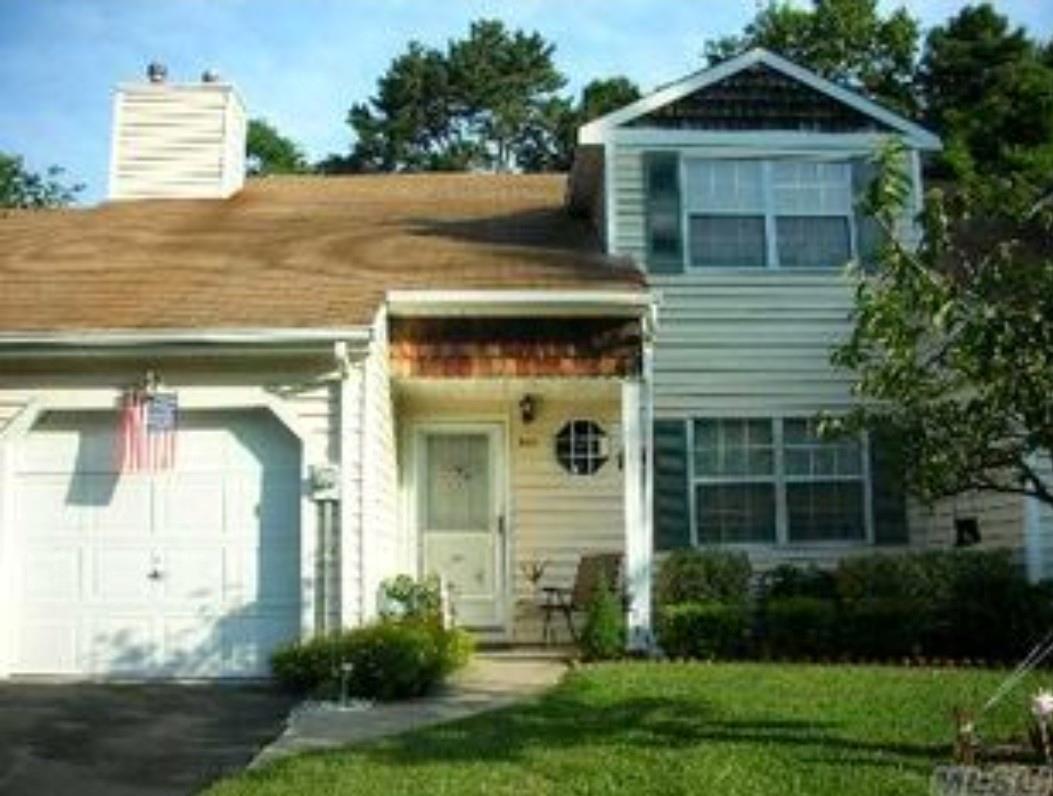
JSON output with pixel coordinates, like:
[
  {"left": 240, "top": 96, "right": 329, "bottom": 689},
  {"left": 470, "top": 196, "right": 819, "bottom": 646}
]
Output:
[{"left": 117, "top": 390, "right": 178, "bottom": 472}]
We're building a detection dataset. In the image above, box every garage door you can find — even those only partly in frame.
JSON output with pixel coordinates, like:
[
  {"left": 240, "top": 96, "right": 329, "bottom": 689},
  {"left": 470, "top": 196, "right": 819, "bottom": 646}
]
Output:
[{"left": 12, "top": 409, "right": 302, "bottom": 678}]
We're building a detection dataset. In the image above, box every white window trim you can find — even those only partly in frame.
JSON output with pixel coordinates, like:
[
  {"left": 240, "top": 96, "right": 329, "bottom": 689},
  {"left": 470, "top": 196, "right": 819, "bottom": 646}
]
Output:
[
  {"left": 688, "top": 416, "right": 871, "bottom": 548},
  {"left": 680, "top": 156, "right": 857, "bottom": 273}
]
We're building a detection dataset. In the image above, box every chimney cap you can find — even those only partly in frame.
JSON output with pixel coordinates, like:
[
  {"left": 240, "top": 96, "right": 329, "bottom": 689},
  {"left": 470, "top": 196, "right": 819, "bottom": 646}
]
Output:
[
  {"left": 201, "top": 68, "right": 221, "bottom": 83},
  {"left": 146, "top": 62, "right": 168, "bottom": 83}
]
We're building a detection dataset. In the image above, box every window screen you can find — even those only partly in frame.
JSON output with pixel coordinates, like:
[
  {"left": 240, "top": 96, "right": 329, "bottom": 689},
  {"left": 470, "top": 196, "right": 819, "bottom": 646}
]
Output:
[
  {"left": 690, "top": 216, "right": 767, "bottom": 268},
  {"left": 783, "top": 419, "right": 865, "bottom": 542},
  {"left": 693, "top": 419, "right": 776, "bottom": 543},
  {"left": 776, "top": 216, "right": 852, "bottom": 269}
]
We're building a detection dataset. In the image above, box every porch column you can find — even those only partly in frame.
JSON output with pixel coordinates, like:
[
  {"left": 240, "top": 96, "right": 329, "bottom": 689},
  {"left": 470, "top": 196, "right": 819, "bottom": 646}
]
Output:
[{"left": 622, "top": 379, "right": 652, "bottom": 650}]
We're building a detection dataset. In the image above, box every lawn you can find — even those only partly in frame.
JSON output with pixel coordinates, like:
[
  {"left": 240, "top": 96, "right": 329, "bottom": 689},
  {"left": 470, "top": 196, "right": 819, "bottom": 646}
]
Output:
[{"left": 207, "top": 663, "right": 1044, "bottom": 796}]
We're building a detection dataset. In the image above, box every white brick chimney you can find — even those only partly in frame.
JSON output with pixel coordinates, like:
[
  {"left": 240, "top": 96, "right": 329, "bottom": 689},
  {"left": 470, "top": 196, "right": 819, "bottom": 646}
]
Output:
[{"left": 108, "top": 64, "right": 247, "bottom": 200}]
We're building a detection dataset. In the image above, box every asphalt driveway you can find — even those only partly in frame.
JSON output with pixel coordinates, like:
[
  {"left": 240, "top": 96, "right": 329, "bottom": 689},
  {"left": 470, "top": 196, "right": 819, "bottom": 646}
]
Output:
[{"left": 0, "top": 683, "right": 296, "bottom": 796}]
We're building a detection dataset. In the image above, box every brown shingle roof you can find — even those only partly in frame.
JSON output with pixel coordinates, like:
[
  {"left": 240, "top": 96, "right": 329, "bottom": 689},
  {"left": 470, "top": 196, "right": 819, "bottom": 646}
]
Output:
[{"left": 0, "top": 173, "right": 642, "bottom": 333}]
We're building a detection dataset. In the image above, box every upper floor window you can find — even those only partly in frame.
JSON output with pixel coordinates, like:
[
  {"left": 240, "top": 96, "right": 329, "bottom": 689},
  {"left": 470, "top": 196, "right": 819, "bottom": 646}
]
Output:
[{"left": 680, "top": 158, "right": 855, "bottom": 271}]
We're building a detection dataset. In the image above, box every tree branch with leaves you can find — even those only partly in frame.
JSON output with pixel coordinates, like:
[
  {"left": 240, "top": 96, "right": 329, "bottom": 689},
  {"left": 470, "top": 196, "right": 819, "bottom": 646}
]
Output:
[{"left": 830, "top": 141, "right": 1053, "bottom": 508}]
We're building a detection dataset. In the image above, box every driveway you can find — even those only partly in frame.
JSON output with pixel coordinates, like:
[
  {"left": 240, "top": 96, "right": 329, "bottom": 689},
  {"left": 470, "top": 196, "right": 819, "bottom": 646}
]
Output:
[{"left": 0, "top": 683, "right": 296, "bottom": 796}]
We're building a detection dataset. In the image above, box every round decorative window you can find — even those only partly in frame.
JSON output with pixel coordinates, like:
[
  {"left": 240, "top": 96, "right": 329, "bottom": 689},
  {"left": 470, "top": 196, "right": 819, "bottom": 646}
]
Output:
[{"left": 555, "top": 420, "right": 609, "bottom": 476}]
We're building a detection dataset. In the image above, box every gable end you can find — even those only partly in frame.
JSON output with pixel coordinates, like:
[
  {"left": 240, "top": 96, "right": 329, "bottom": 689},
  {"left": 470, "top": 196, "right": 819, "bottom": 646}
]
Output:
[{"left": 629, "top": 63, "right": 894, "bottom": 134}]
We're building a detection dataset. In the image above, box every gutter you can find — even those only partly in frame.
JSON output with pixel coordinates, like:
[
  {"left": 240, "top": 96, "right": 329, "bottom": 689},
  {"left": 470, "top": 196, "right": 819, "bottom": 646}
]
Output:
[
  {"left": 385, "top": 289, "right": 653, "bottom": 318},
  {"left": 0, "top": 327, "right": 373, "bottom": 347}
]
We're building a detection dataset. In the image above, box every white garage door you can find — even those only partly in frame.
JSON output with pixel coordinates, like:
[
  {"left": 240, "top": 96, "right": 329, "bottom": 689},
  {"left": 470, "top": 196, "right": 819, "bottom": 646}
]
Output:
[{"left": 13, "top": 409, "right": 302, "bottom": 678}]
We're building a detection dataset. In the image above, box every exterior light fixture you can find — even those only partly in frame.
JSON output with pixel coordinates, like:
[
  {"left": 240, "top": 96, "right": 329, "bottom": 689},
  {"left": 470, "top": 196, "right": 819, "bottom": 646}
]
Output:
[{"left": 519, "top": 394, "right": 538, "bottom": 424}]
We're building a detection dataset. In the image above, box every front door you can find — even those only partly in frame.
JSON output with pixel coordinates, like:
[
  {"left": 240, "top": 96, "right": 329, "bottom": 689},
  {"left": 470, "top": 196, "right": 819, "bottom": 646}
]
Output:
[{"left": 417, "top": 425, "right": 505, "bottom": 630}]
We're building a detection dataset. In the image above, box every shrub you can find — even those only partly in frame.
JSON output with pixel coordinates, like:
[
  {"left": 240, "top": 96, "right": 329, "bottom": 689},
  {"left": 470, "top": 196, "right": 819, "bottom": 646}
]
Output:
[
  {"left": 763, "top": 564, "right": 837, "bottom": 602},
  {"left": 762, "top": 597, "right": 838, "bottom": 659},
  {"left": 379, "top": 574, "right": 443, "bottom": 622},
  {"left": 270, "top": 618, "right": 473, "bottom": 700},
  {"left": 579, "top": 578, "right": 626, "bottom": 661},
  {"left": 658, "top": 601, "right": 749, "bottom": 660},
  {"left": 656, "top": 550, "right": 752, "bottom": 608},
  {"left": 837, "top": 598, "right": 925, "bottom": 660},
  {"left": 833, "top": 549, "right": 1053, "bottom": 661},
  {"left": 270, "top": 634, "right": 340, "bottom": 694}
]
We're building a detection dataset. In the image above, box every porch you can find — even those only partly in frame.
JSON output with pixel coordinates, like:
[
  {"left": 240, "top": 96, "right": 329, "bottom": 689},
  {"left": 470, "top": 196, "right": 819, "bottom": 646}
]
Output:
[{"left": 386, "top": 311, "right": 653, "bottom": 648}]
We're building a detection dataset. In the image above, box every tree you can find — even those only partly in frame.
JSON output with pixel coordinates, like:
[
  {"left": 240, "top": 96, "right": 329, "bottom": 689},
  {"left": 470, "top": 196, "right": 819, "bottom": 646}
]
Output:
[
  {"left": 577, "top": 77, "right": 641, "bottom": 123},
  {"left": 518, "top": 77, "right": 642, "bottom": 172},
  {"left": 246, "top": 119, "right": 308, "bottom": 176},
  {"left": 344, "top": 20, "right": 567, "bottom": 172},
  {"left": 0, "top": 153, "right": 81, "bottom": 209},
  {"left": 704, "top": 0, "right": 920, "bottom": 114},
  {"left": 917, "top": 4, "right": 1053, "bottom": 183},
  {"left": 830, "top": 142, "right": 1053, "bottom": 509},
  {"left": 446, "top": 19, "right": 566, "bottom": 171}
]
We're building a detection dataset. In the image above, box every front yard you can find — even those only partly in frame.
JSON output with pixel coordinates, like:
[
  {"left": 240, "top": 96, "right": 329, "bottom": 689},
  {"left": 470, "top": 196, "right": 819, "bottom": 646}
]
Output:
[{"left": 207, "top": 662, "right": 1042, "bottom": 795}]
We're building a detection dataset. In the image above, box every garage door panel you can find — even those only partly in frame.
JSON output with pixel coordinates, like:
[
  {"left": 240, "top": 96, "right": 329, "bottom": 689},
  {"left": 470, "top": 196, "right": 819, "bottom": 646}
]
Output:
[
  {"left": 160, "top": 617, "right": 224, "bottom": 677},
  {"left": 94, "top": 477, "right": 152, "bottom": 535},
  {"left": 89, "top": 616, "right": 156, "bottom": 674},
  {"left": 155, "top": 475, "right": 226, "bottom": 537},
  {"left": 92, "top": 548, "right": 154, "bottom": 603},
  {"left": 15, "top": 409, "right": 302, "bottom": 679},
  {"left": 16, "top": 477, "right": 91, "bottom": 534},
  {"left": 23, "top": 549, "right": 81, "bottom": 602},
  {"left": 18, "top": 419, "right": 115, "bottom": 473},
  {"left": 226, "top": 543, "right": 301, "bottom": 607},
  {"left": 18, "top": 615, "right": 79, "bottom": 674},
  {"left": 160, "top": 548, "right": 224, "bottom": 606}
]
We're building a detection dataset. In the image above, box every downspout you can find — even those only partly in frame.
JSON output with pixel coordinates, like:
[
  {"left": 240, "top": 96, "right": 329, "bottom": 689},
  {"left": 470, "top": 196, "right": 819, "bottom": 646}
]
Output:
[
  {"left": 333, "top": 339, "right": 359, "bottom": 630},
  {"left": 641, "top": 299, "right": 658, "bottom": 650}
]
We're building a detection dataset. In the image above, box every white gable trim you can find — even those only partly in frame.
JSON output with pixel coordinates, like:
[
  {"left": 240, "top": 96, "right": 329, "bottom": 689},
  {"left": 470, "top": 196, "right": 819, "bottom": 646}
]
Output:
[{"left": 579, "top": 48, "right": 941, "bottom": 151}]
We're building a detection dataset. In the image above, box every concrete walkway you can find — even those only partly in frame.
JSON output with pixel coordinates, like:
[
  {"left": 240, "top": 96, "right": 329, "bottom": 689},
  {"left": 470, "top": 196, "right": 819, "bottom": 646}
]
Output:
[{"left": 252, "top": 649, "right": 569, "bottom": 767}]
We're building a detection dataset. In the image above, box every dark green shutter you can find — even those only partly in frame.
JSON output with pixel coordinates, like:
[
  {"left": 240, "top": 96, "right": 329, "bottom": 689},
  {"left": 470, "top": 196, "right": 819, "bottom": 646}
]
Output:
[
  {"left": 643, "top": 151, "right": 683, "bottom": 274},
  {"left": 852, "top": 157, "right": 886, "bottom": 272},
  {"left": 870, "top": 428, "right": 909, "bottom": 545},
  {"left": 654, "top": 419, "right": 691, "bottom": 550}
]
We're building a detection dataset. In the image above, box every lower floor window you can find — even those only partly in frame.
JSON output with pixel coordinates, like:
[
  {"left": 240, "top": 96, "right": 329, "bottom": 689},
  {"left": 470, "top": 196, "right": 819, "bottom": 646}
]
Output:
[{"left": 692, "top": 417, "right": 866, "bottom": 544}]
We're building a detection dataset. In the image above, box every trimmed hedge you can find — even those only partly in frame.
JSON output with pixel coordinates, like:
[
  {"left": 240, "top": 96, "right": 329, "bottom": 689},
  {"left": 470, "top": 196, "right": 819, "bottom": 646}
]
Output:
[
  {"left": 658, "top": 602, "right": 749, "bottom": 660},
  {"left": 656, "top": 548, "right": 1053, "bottom": 664},
  {"left": 271, "top": 619, "right": 474, "bottom": 700},
  {"left": 656, "top": 549, "right": 752, "bottom": 607},
  {"left": 761, "top": 597, "right": 838, "bottom": 659}
]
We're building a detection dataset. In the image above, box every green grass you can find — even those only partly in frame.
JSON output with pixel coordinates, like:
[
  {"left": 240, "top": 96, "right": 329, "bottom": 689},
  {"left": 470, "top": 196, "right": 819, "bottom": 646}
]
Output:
[{"left": 207, "top": 663, "right": 1044, "bottom": 796}]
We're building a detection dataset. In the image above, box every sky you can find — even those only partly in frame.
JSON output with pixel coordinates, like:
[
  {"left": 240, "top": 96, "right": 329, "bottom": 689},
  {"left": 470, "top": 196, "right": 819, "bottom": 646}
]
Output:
[{"left": 1, "top": 0, "right": 1051, "bottom": 205}]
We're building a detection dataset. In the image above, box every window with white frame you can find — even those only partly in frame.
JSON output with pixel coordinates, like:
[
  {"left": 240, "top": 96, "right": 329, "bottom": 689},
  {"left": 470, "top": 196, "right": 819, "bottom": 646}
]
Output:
[
  {"left": 684, "top": 158, "right": 855, "bottom": 270},
  {"left": 691, "top": 418, "right": 867, "bottom": 545},
  {"left": 684, "top": 160, "right": 767, "bottom": 269}
]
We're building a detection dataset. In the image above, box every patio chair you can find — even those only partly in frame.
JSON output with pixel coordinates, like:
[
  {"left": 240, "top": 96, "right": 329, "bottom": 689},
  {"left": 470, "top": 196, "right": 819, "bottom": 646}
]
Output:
[{"left": 540, "top": 552, "right": 624, "bottom": 644}]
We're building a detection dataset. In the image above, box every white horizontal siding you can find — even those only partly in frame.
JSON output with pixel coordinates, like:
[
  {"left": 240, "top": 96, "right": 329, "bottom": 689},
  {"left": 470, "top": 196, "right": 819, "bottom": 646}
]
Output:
[
  {"left": 109, "top": 83, "right": 246, "bottom": 200},
  {"left": 909, "top": 491, "right": 1025, "bottom": 565},
  {"left": 651, "top": 272, "right": 856, "bottom": 416}
]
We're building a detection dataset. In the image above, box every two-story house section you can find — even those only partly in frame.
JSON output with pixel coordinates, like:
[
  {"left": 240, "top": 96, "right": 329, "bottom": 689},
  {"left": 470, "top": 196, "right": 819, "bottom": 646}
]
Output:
[{"left": 571, "top": 48, "right": 962, "bottom": 568}]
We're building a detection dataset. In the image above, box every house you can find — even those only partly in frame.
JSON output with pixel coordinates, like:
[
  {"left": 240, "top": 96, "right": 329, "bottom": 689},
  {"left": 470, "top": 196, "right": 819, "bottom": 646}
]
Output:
[
  {"left": 0, "top": 49, "right": 1048, "bottom": 680},
  {"left": 572, "top": 48, "right": 1051, "bottom": 575}
]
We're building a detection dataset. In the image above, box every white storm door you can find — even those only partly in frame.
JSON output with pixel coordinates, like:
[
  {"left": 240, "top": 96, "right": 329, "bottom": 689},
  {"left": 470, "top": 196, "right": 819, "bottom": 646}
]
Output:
[{"left": 418, "top": 426, "right": 504, "bottom": 629}]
